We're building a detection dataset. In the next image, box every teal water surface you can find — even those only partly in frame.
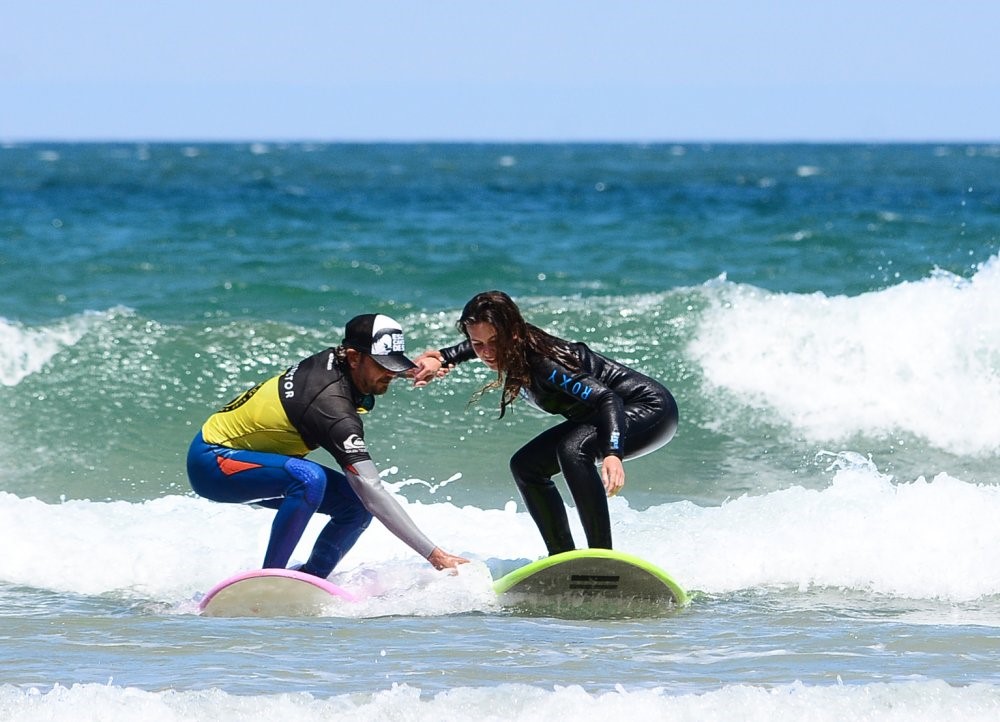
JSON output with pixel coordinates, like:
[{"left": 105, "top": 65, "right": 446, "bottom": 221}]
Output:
[{"left": 1, "top": 142, "right": 999, "bottom": 720}]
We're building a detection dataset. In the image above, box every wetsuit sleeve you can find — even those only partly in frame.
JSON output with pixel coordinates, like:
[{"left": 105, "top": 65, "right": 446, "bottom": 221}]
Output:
[
  {"left": 343, "top": 459, "right": 437, "bottom": 558},
  {"left": 296, "top": 392, "right": 373, "bottom": 467},
  {"left": 532, "top": 355, "right": 628, "bottom": 459},
  {"left": 438, "top": 340, "right": 477, "bottom": 366}
]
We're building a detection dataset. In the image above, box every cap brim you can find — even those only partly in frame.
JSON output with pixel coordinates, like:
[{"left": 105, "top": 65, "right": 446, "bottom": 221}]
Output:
[{"left": 371, "top": 354, "right": 417, "bottom": 373}]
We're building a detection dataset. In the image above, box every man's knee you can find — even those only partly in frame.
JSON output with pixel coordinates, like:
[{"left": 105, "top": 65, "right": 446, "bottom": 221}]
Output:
[{"left": 283, "top": 458, "right": 327, "bottom": 507}]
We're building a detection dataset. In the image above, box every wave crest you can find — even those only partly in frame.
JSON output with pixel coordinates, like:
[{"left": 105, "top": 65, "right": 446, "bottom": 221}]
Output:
[{"left": 688, "top": 255, "right": 1000, "bottom": 457}]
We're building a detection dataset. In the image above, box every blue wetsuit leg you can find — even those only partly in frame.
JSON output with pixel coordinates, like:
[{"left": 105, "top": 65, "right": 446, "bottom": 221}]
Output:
[
  {"left": 186, "top": 432, "right": 369, "bottom": 574},
  {"left": 298, "top": 463, "right": 373, "bottom": 578}
]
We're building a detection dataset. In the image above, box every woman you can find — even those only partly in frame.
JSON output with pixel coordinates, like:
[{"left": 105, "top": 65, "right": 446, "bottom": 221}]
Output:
[{"left": 418, "top": 291, "right": 678, "bottom": 555}]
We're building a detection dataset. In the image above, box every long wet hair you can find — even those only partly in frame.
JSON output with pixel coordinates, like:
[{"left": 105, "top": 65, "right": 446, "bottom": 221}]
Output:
[{"left": 457, "top": 290, "right": 580, "bottom": 418}]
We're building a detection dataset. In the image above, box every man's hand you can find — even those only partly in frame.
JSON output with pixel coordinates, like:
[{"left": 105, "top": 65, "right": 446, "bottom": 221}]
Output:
[{"left": 427, "top": 547, "right": 469, "bottom": 571}]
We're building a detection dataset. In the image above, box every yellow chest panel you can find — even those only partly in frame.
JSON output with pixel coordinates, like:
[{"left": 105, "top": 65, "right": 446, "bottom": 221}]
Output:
[{"left": 201, "top": 375, "right": 312, "bottom": 456}]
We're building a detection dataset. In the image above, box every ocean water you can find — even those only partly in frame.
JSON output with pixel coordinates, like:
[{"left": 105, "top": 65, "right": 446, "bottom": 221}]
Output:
[{"left": 1, "top": 142, "right": 999, "bottom": 720}]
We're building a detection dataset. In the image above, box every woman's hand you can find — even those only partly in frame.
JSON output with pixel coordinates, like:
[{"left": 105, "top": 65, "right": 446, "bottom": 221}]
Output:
[
  {"left": 601, "top": 456, "right": 625, "bottom": 497},
  {"left": 411, "top": 350, "right": 451, "bottom": 387}
]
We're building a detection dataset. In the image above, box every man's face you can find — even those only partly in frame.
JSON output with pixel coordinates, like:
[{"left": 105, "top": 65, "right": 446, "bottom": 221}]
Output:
[{"left": 347, "top": 349, "right": 399, "bottom": 395}]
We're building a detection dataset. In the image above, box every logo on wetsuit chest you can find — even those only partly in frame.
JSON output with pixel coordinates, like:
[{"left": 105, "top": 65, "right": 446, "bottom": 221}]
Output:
[
  {"left": 548, "top": 369, "right": 593, "bottom": 400},
  {"left": 281, "top": 363, "right": 300, "bottom": 399},
  {"left": 219, "top": 381, "right": 264, "bottom": 412}
]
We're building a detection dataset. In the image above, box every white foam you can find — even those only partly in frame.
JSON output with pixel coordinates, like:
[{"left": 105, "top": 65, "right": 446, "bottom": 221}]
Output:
[
  {"left": 0, "top": 488, "right": 521, "bottom": 613},
  {"left": 2, "top": 679, "right": 999, "bottom": 722},
  {"left": 2, "top": 453, "right": 998, "bottom": 606},
  {"left": 688, "top": 255, "right": 1000, "bottom": 456},
  {"left": 623, "top": 451, "right": 1000, "bottom": 602}
]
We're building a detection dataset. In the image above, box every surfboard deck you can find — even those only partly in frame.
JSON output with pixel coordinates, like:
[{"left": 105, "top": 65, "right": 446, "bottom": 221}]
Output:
[
  {"left": 198, "top": 568, "right": 358, "bottom": 618},
  {"left": 493, "top": 549, "right": 687, "bottom": 617}
]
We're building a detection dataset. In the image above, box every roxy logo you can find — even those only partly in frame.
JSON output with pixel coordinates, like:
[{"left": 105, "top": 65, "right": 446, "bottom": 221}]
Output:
[
  {"left": 342, "top": 434, "right": 368, "bottom": 453},
  {"left": 547, "top": 369, "right": 593, "bottom": 400}
]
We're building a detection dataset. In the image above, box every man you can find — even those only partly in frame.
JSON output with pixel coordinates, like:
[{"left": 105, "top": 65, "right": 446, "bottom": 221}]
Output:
[{"left": 186, "top": 313, "right": 467, "bottom": 578}]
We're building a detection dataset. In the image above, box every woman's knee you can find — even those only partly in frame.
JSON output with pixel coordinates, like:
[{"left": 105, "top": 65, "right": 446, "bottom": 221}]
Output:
[
  {"left": 509, "top": 445, "right": 551, "bottom": 488},
  {"left": 554, "top": 427, "right": 599, "bottom": 471},
  {"left": 509, "top": 449, "right": 530, "bottom": 485}
]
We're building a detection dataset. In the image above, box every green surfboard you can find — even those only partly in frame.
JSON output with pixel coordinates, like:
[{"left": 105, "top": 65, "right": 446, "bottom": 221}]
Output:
[{"left": 493, "top": 549, "right": 688, "bottom": 617}]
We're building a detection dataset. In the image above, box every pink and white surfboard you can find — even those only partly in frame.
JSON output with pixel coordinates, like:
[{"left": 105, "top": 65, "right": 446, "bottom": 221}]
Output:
[{"left": 199, "top": 568, "right": 358, "bottom": 617}]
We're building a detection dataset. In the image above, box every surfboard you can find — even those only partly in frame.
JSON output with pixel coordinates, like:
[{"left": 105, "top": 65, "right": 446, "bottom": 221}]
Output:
[
  {"left": 493, "top": 549, "right": 688, "bottom": 617},
  {"left": 198, "top": 568, "right": 358, "bottom": 618}
]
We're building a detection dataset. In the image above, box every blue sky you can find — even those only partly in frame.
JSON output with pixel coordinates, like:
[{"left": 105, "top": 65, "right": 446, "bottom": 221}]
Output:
[{"left": 2, "top": 1, "right": 998, "bottom": 142}]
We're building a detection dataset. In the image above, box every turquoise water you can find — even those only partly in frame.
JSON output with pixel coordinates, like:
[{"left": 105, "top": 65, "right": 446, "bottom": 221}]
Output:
[{"left": 1, "top": 142, "right": 999, "bottom": 720}]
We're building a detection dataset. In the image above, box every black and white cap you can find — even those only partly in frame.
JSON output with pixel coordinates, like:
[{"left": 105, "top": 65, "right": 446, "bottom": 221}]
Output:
[{"left": 342, "top": 313, "right": 417, "bottom": 373}]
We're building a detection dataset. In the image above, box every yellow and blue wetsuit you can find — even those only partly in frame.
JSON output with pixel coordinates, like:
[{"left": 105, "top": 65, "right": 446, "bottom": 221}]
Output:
[{"left": 187, "top": 348, "right": 435, "bottom": 578}]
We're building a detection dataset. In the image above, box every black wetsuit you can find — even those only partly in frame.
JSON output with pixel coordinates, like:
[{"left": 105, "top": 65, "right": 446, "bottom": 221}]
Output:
[{"left": 440, "top": 339, "right": 678, "bottom": 554}]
